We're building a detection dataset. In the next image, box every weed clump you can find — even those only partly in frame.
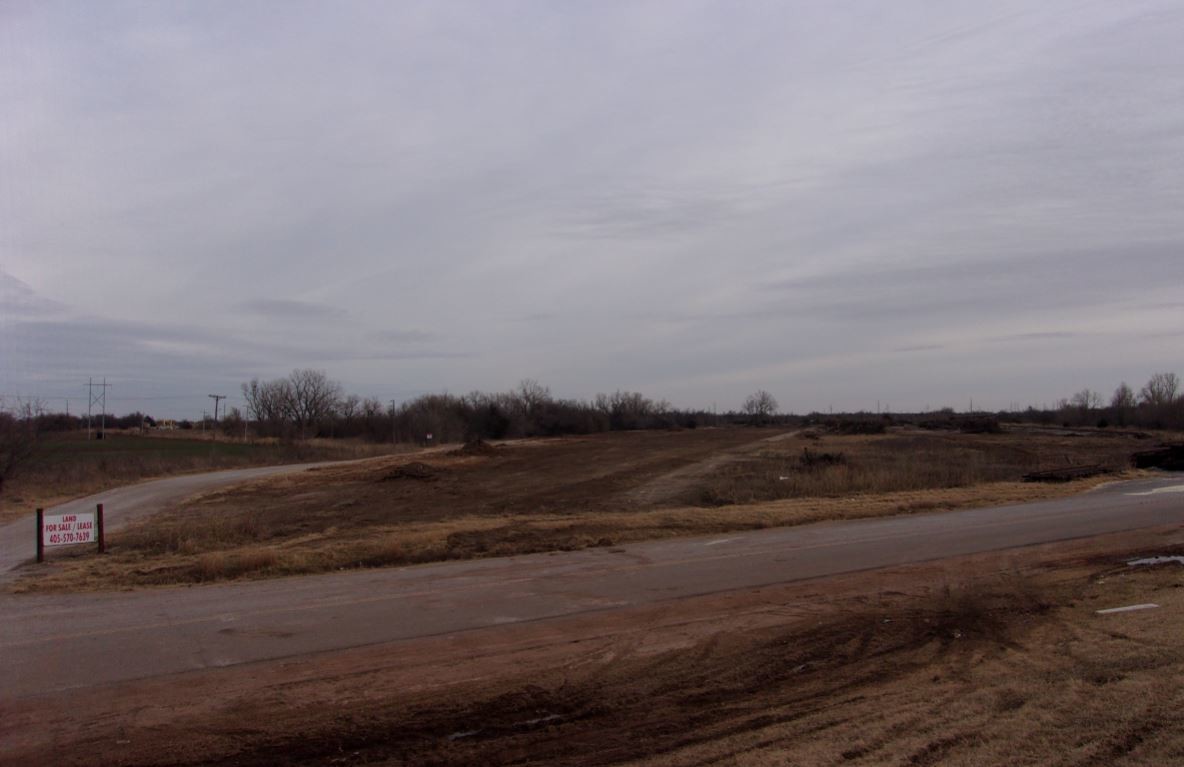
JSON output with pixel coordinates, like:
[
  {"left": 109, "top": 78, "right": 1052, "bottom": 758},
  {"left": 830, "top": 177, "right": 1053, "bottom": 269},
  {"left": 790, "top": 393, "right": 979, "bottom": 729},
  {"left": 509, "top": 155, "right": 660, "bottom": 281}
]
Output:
[{"left": 799, "top": 448, "right": 846, "bottom": 469}]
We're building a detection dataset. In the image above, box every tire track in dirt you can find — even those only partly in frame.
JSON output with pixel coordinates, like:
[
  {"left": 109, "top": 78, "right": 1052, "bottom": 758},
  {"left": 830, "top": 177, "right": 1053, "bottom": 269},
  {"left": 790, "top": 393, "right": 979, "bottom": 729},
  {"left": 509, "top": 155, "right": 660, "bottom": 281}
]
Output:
[{"left": 625, "top": 430, "right": 801, "bottom": 507}]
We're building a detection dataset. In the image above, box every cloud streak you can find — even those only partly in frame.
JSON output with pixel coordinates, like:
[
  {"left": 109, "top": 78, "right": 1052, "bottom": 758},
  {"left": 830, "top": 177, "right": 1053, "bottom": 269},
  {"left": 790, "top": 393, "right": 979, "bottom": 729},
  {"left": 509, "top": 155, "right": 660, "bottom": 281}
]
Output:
[{"left": 2, "top": 1, "right": 1182, "bottom": 415}]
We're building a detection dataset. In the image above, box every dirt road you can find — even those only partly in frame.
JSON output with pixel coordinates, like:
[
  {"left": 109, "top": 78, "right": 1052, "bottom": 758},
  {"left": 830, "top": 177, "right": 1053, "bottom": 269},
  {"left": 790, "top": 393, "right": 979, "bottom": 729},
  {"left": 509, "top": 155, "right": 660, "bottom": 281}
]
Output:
[
  {"left": 0, "top": 458, "right": 376, "bottom": 574},
  {"left": 3, "top": 475, "right": 1182, "bottom": 700}
]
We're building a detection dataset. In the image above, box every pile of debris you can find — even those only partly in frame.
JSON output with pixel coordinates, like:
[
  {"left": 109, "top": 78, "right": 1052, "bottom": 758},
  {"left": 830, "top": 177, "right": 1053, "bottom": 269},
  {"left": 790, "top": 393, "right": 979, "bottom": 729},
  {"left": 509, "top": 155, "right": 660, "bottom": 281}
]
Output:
[
  {"left": 382, "top": 462, "right": 438, "bottom": 481},
  {"left": 449, "top": 439, "right": 499, "bottom": 457}
]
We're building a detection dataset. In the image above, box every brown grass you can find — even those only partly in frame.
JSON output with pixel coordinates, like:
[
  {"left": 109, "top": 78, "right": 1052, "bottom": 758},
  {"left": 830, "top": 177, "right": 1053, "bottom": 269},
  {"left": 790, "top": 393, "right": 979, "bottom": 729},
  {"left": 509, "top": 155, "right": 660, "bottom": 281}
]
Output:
[
  {"left": 20, "top": 538, "right": 1184, "bottom": 766},
  {"left": 242, "top": 554, "right": 1184, "bottom": 766},
  {"left": 688, "top": 429, "right": 1145, "bottom": 506},
  {"left": 17, "top": 471, "right": 1137, "bottom": 592},
  {"left": 11, "top": 425, "right": 1174, "bottom": 591}
]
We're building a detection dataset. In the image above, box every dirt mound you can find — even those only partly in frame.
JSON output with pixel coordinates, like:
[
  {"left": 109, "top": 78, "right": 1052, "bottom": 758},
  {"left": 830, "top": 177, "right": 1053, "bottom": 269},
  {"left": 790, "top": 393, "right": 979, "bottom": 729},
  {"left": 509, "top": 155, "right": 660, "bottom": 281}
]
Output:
[
  {"left": 382, "top": 462, "right": 438, "bottom": 481},
  {"left": 449, "top": 439, "right": 499, "bottom": 457}
]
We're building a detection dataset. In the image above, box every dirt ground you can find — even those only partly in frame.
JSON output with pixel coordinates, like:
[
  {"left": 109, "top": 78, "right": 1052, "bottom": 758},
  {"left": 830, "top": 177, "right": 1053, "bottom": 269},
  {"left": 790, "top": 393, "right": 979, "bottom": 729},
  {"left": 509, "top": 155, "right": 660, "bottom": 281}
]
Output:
[
  {"left": 17, "top": 425, "right": 1170, "bottom": 591},
  {"left": 5, "top": 526, "right": 1183, "bottom": 766}
]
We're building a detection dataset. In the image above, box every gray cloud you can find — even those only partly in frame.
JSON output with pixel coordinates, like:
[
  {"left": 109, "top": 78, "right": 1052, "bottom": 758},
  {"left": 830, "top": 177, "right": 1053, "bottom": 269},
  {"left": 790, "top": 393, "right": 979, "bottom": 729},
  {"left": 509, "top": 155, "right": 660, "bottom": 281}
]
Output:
[
  {"left": 987, "top": 332, "right": 1083, "bottom": 344},
  {"left": 238, "top": 299, "right": 346, "bottom": 320},
  {"left": 2, "top": 1, "right": 1182, "bottom": 415},
  {"left": 369, "top": 328, "right": 437, "bottom": 344},
  {"left": 0, "top": 270, "right": 64, "bottom": 318}
]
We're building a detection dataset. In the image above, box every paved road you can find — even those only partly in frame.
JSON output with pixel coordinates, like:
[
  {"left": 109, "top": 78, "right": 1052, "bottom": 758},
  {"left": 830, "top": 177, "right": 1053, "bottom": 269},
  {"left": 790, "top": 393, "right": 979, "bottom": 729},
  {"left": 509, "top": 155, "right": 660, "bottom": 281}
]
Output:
[
  {"left": 0, "top": 460, "right": 364, "bottom": 574},
  {"left": 3, "top": 475, "right": 1182, "bottom": 699}
]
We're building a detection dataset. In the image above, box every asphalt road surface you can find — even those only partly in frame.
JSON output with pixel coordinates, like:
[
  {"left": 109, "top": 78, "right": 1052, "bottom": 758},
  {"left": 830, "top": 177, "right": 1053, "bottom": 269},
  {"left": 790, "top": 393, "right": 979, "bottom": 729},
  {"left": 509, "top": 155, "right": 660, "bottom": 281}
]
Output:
[
  {"left": 2, "top": 474, "right": 1182, "bottom": 700},
  {"left": 0, "top": 460, "right": 361, "bottom": 574}
]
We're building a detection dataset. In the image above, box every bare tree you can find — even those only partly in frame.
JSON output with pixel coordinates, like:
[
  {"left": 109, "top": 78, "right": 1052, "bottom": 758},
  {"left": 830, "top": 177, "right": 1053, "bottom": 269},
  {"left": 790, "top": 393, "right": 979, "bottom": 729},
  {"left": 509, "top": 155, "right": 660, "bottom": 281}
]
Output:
[
  {"left": 338, "top": 394, "right": 361, "bottom": 421},
  {"left": 1111, "top": 382, "right": 1136, "bottom": 410},
  {"left": 1070, "top": 388, "right": 1102, "bottom": 413},
  {"left": 0, "top": 399, "right": 42, "bottom": 496},
  {"left": 242, "top": 377, "right": 292, "bottom": 426},
  {"left": 516, "top": 379, "right": 551, "bottom": 415},
  {"left": 1140, "top": 372, "right": 1179, "bottom": 406},
  {"left": 598, "top": 390, "right": 663, "bottom": 430},
  {"left": 242, "top": 370, "right": 341, "bottom": 438},
  {"left": 287, "top": 369, "right": 342, "bottom": 438},
  {"left": 742, "top": 390, "right": 779, "bottom": 425}
]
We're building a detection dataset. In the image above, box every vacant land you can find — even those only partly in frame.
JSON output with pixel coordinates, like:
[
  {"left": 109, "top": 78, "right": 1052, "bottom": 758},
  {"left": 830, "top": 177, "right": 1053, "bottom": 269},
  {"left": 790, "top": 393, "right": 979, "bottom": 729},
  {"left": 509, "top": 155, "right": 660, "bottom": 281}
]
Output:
[
  {"left": 683, "top": 426, "right": 1150, "bottom": 505},
  {"left": 7, "top": 528, "right": 1184, "bottom": 766},
  {"left": 17, "top": 424, "right": 1171, "bottom": 591},
  {"left": 0, "top": 431, "right": 407, "bottom": 524}
]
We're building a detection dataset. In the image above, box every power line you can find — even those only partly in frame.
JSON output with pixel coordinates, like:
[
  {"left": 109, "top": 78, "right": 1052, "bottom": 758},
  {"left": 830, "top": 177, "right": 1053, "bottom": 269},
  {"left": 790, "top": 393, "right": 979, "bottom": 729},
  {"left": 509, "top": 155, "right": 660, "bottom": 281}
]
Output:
[{"left": 87, "top": 377, "right": 110, "bottom": 440}]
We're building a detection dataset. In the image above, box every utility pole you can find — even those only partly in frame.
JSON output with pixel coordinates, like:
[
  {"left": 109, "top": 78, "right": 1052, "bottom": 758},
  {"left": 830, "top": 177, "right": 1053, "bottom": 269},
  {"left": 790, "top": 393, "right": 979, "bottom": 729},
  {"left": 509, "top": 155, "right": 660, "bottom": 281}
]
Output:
[
  {"left": 208, "top": 394, "right": 226, "bottom": 423},
  {"left": 208, "top": 395, "right": 226, "bottom": 442},
  {"left": 87, "top": 377, "right": 110, "bottom": 440}
]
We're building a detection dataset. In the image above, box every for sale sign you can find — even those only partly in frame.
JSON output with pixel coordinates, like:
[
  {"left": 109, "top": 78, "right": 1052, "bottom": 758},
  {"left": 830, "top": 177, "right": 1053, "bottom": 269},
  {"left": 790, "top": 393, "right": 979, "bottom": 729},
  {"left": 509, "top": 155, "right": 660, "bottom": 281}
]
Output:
[{"left": 42, "top": 512, "right": 97, "bottom": 547}]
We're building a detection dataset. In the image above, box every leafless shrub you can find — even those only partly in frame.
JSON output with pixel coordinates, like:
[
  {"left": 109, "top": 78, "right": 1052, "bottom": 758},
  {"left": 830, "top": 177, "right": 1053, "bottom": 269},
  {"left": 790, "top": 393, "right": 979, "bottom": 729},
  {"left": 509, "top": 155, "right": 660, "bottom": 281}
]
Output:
[
  {"left": 742, "top": 390, "right": 779, "bottom": 425},
  {"left": 799, "top": 448, "right": 846, "bottom": 468},
  {"left": 1140, "top": 372, "right": 1179, "bottom": 406},
  {"left": 0, "top": 398, "right": 43, "bottom": 496}
]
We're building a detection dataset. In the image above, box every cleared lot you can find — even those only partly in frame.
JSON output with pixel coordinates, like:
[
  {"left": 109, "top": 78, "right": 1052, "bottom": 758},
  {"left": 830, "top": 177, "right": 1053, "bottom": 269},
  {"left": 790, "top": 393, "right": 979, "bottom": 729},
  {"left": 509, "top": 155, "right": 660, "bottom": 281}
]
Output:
[{"left": 14, "top": 424, "right": 1166, "bottom": 591}]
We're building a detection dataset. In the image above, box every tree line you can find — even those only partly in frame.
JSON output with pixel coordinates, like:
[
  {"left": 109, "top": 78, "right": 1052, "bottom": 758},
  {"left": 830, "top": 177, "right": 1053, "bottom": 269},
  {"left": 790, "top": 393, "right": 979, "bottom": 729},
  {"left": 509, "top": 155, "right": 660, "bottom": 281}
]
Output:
[
  {"left": 2, "top": 369, "right": 1180, "bottom": 461},
  {"left": 239, "top": 371, "right": 739, "bottom": 442},
  {"left": 1044, "top": 372, "right": 1183, "bottom": 429}
]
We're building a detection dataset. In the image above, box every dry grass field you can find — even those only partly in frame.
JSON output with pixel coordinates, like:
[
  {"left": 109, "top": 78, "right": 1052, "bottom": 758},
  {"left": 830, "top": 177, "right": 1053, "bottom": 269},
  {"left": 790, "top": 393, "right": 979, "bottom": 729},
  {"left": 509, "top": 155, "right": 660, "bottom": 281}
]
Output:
[{"left": 15, "top": 424, "right": 1172, "bottom": 592}]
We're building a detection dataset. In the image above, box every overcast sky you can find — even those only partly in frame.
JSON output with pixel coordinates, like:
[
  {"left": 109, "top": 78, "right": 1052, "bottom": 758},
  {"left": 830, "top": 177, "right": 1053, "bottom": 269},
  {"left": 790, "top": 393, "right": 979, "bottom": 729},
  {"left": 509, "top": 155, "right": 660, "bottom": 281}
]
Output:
[{"left": 2, "top": 0, "right": 1182, "bottom": 418}]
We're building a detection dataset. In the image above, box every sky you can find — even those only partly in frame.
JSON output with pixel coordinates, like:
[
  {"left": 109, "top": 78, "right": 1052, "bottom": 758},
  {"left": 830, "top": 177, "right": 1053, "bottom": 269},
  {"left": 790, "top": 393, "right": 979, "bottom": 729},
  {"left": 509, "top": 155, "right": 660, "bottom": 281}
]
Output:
[{"left": 2, "top": 0, "right": 1182, "bottom": 419}]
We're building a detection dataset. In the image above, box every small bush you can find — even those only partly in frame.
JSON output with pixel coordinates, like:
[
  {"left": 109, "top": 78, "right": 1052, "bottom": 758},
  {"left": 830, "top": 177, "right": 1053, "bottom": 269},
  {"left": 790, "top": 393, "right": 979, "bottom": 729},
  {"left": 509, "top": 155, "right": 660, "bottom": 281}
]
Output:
[
  {"left": 826, "top": 419, "right": 886, "bottom": 435},
  {"left": 958, "top": 417, "right": 1002, "bottom": 434},
  {"left": 800, "top": 448, "right": 847, "bottom": 468}
]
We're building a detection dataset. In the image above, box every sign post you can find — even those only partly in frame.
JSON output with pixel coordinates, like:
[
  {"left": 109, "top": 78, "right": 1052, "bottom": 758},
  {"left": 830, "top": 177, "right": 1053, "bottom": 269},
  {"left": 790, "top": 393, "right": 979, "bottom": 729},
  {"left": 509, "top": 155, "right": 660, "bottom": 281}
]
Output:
[
  {"left": 36, "top": 508, "right": 101, "bottom": 562},
  {"left": 35, "top": 508, "right": 44, "bottom": 564}
]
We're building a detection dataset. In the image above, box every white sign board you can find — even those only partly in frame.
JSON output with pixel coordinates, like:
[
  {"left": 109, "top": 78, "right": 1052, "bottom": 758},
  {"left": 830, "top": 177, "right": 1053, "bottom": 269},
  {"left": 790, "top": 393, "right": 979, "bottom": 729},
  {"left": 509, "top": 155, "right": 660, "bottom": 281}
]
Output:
[{"left": 42, "top": 512, "right": 97, "bottom": 547}]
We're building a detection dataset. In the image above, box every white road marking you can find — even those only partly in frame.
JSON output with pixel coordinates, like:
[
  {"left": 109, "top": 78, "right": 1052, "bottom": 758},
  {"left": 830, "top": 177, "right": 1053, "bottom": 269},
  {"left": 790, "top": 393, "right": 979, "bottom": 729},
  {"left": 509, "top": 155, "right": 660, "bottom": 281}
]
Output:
[
  {"left": 704, "top": 538, "right": 741, "bottom": 546},
  {"left": 1128, "top": 556, "right": 1184, "bottom": 567},
  {"left": 1096, "top": 603, "right": 1160, "bottom": 615},
  {"left": 1126, "top": 485, "right": 1184, "bottom": 497}
]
